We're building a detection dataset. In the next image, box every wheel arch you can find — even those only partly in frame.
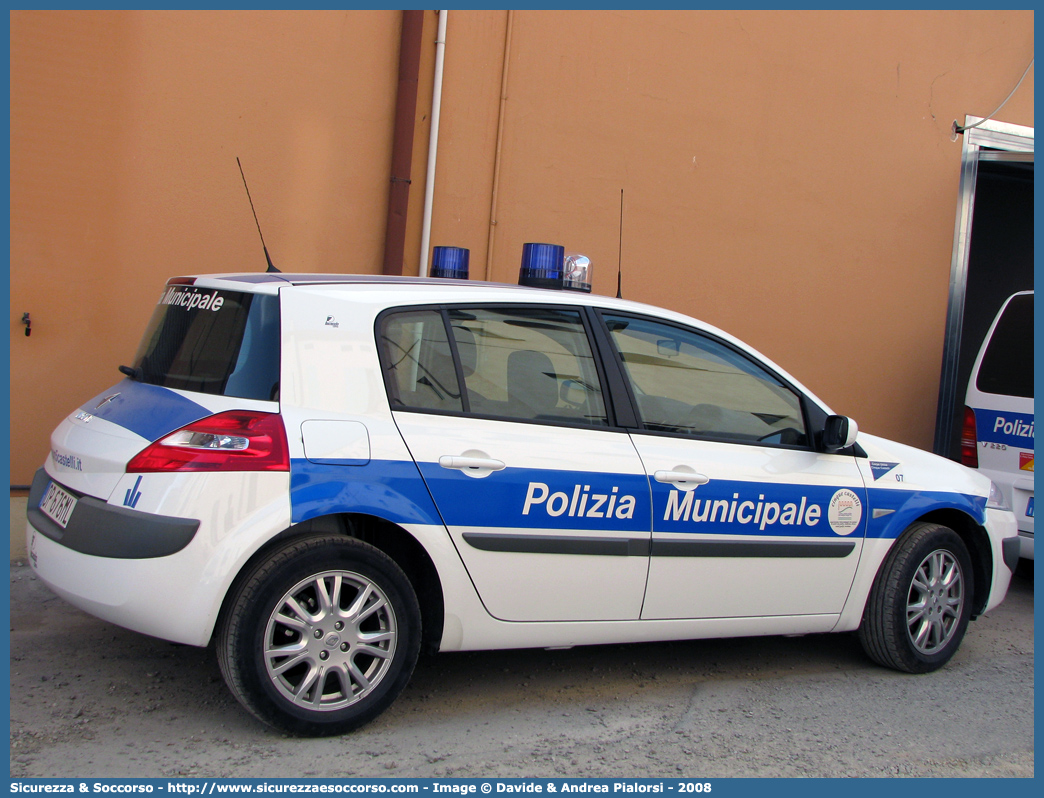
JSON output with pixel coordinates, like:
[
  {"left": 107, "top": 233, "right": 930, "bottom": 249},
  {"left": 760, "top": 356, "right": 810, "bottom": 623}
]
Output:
[
  {"left": 908, "top": 508, "right": 993, "bottom": 618},
  {"left": 215, "top": 512, "right": 446, "bottom": 654}
]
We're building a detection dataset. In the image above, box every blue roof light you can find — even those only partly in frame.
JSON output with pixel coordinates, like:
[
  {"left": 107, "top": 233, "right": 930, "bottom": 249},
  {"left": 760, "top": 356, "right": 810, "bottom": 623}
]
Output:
[
  {"left": 518, "top": 243, "right": 591, "bottom": 292},
  {"left": 519, "top": 243, "right": 564, "bottom": 289},
  {"left": 430, "top": 246, "right": 470, "bottom": 279}
]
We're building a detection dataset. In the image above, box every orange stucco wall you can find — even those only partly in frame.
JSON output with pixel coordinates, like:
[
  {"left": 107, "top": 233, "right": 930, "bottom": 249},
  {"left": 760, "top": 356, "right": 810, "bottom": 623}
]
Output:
[
  {"left": 9, "top": 9, "right": 1034, "bottom": 484},
  {"left": 10, "top": 9, "right": 407, "bottom": 483},
  {"left": 429, "top": 10, "right": 1033, "bottom": 450}
]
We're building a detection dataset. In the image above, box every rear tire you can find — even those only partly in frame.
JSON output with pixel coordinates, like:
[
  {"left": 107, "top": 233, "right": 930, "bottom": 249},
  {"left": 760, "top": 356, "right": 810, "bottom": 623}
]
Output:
[
  {"left": 858, "top": 522, "right": 973, "bottom": 673},
  {"left": 217, "top": 534, "right": 421, "bottom": 736}
]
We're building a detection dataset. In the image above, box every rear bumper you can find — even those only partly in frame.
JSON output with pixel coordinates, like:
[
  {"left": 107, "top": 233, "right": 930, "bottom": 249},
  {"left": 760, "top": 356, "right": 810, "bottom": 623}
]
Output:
[
  {"left": 28, "top": 468, "right": 199, "bottom": 559},
  {"left": 26, "top": 468, "right": 292, "bottom": 646},
  {"left": 27, "top": 527, "right": 206, "bottom": 644}
]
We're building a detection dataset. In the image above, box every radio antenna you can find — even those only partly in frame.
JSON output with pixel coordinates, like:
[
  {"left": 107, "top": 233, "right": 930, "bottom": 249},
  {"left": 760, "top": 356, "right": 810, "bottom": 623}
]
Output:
[
  {"left": 237, "top": 157, "right": 280, "bottom": 273},
  {"left": 616, "top": 188, "right": 624, "bottom": 299}
]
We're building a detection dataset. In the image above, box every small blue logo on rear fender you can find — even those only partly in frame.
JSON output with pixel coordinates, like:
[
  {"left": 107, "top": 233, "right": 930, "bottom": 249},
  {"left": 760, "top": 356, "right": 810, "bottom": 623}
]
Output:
[{"left": 123, "top": 475, "right": 143, "bottom": 509}]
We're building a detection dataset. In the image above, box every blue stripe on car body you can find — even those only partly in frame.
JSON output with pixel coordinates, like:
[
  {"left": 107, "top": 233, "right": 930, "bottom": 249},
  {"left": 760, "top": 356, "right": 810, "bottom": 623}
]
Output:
[
  {"left": 291, "top": 457, "right": 987, "bottom": 545},
  {"left": 416, "top": 463, "right": 653, "bottom": 533},
  {"left": 289, "top": 459, "right": 445, "bottom": 526},
  {"left": 80, "top": 380, "right": 212, "bottom": 442},
  {"left": 864, "top": 487, "right": 987, "bottom": 540}
]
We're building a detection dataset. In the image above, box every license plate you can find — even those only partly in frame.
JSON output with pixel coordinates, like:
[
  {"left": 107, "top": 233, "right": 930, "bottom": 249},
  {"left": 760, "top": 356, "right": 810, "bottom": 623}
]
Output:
[
  {"left": 1027, "top": 496, "right": 1034, "bottom": 519},
  {"left": 40, "top": 481, "right": 77, "bottom": 529}
]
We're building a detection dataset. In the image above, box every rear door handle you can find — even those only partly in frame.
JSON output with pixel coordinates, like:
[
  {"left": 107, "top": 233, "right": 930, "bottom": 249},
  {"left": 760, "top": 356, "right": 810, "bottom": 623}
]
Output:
[{"left": 653, "top": 470, "right": 710, "bottom": 489}]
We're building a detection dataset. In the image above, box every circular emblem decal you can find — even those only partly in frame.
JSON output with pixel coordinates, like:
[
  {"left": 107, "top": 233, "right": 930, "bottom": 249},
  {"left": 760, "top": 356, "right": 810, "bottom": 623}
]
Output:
[{"left": 828, "top": 489, "right": 862, "bottom": 536}]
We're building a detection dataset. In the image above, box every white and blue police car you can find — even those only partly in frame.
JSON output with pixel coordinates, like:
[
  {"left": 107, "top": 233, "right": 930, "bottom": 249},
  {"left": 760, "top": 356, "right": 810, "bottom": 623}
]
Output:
[
  {"left": 28, "top": 245, "right": 1020, "bottom": 736},
  {"left": 963, "top": 290, "right": 1033, "bottom": 560}
]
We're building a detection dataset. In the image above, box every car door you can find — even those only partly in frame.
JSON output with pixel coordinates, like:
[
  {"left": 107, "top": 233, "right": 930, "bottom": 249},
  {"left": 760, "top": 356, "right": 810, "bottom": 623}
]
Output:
[
  {"left": 378, "top": 304, "right": 652, "bottom": 623},
  {"left": 598, "top": 311, "right": 868, "bottom": 620}
]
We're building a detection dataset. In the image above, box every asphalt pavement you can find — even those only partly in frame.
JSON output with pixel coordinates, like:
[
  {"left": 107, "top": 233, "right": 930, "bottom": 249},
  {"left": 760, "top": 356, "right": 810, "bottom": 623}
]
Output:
[{"left": 9, "top": 560, "right": 1034, "bottom": 778}]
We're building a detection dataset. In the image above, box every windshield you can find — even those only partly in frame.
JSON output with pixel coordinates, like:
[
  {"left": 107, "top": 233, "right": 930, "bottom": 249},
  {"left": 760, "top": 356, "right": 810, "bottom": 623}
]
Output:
[{"left": 130, "top": 284, "right": 281, "bottom": 401}]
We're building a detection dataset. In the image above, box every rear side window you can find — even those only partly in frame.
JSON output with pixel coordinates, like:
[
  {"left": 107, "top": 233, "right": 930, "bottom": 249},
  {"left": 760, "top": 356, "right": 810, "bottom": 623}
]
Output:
[
  {"left": 977, "top": 293, "right": 1033, "bottom": 399},
  {"left": 448, "top": 306, "right": 608, "bottom": 426},
  {"left": 377, "top": 305, "right": 609, "bottom": 427},
  {"left": 130, "top": 285, "right": 281, "bottom": 401},
  {"left": 379, "top": 310, "right": 464, "bottom": 413}
]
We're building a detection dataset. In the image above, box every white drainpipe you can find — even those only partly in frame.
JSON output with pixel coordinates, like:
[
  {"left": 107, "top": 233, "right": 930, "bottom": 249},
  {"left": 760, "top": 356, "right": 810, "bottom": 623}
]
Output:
[{"left": 418, "top": 10, "right": 448, "bottom": 277}]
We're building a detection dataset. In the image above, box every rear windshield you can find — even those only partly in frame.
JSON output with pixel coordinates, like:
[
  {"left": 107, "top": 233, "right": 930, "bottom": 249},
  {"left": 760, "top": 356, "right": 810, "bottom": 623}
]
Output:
[
  {"left": 977, "top": 293, "right": 1033, "bottom": 399},
  {"left": 130, "top": 285, "right": 281, "bottom": 401}
]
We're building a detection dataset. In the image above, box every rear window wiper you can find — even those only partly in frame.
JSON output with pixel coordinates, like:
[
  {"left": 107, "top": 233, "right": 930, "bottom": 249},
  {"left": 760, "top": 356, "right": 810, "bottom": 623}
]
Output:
[{"left": 119, "top": 364, "right": 144, "bottom": 381}]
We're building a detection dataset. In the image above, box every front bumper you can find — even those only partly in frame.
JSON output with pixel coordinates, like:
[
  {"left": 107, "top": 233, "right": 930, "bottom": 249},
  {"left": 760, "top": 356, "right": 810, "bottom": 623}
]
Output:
[
  {"left": 1002, "top": 535, "right": 1022, "bottom": 572},
  {"left": 1017, "top": 530, "right": 1034, "bottom": 560},
  {"left": 981, "top": 507, "right": 1018, "bottom": 615}
]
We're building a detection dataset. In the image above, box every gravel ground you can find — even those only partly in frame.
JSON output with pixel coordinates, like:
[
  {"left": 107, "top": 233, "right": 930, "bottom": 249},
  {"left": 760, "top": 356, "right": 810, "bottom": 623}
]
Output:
[{"left": 9, "top": 561, "right": 1033, "bottom": 779}]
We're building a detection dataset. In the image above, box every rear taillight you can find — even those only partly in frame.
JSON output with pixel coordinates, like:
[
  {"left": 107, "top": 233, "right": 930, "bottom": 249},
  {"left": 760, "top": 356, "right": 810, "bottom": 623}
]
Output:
[
  {"left": 127, "top": 411, "right": 289, "bottom": 473},
  {"left": 960, "top": 406, "right": 979, "bottom": 468}
]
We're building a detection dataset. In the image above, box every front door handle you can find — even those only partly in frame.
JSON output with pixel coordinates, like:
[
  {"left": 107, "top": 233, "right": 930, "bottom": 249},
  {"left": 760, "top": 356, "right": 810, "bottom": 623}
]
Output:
[{"left": 439, "top": 455, "right": 506, "bottom": 477}]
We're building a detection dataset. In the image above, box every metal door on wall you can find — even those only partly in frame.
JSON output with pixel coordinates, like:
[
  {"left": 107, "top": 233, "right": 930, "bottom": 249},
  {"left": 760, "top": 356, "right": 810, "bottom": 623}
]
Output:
[{"left": 934, "top": 118, "right": 1034, "bottom": 460}]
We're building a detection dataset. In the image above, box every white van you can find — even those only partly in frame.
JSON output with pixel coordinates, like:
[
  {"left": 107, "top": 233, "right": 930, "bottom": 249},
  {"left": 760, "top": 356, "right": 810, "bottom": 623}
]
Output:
[{"left": 963, "top": 290, "right": 1034, "bottom": 559}]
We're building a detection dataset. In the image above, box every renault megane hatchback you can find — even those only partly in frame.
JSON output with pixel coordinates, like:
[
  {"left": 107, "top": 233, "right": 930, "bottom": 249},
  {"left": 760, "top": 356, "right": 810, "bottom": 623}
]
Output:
[{"left": 28, "top": 257, "right": 1019, "bottom": 736}]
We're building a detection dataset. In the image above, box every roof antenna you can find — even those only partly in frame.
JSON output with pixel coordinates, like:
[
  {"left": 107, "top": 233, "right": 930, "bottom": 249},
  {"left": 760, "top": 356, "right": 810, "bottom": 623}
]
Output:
[
  {"left": 237, "top": 157, "right": 280, "bottom": 273},
  {"left": 616, "top": 188, "right": 624, "bottom": 299}
]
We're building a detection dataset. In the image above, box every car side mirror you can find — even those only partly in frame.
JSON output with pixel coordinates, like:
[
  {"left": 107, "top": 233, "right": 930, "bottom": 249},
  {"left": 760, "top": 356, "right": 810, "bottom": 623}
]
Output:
[{"left": 821, "top": 415, "right": 858, "bottom": 453}]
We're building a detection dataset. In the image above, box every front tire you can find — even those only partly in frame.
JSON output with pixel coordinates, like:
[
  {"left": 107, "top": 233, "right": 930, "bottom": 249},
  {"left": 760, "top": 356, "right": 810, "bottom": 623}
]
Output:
[
  {"left": 217, "top": 535, "right": 421, "bottom": 736},
  {"left": 858, "top": 522, "right": 973, "bottom": 673}
]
